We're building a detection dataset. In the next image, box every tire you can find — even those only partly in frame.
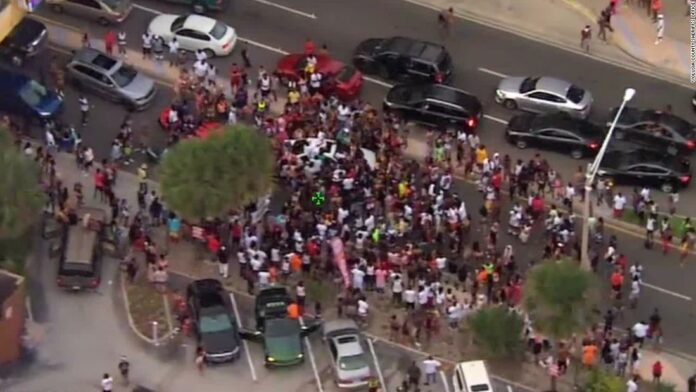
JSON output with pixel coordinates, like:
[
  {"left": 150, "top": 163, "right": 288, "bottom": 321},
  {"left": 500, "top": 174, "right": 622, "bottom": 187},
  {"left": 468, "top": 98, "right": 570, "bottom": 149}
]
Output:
[
  {"left": 51, "top": 3, "right": 63, "bottom": 12},
  {"left": 97, "top": 17, "right": 109, "bottom": 26},
  {"left": 192, "top": 3, "right": 206, "bottom": 13},
  {"left": 661, "top": 182, "right": 674, "bottom": 193},
  {"left": 570, "top": 149, "right": 584, "bottom": 159},
  {"left": 503, "top": 99, "right": 517, "bottom": 110},
  {"left": 203, "top": 48, "right": 215, "bottom": 59},
  {"left": 515, "top": 139, "right": 528, "bottom": 149}
]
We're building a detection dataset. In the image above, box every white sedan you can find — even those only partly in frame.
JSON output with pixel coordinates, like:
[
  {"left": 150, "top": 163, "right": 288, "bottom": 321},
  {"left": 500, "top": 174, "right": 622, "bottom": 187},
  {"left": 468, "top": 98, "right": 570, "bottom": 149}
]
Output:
[{"left": 148, "top": 14, "right": 237, "bottom": 57}]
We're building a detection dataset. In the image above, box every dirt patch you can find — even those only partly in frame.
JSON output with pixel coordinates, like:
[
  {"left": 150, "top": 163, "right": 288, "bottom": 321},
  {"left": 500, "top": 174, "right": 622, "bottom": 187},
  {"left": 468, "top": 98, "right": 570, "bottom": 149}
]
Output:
[{"left": 124, "top": 277, "right": 170, "bottom": 340}]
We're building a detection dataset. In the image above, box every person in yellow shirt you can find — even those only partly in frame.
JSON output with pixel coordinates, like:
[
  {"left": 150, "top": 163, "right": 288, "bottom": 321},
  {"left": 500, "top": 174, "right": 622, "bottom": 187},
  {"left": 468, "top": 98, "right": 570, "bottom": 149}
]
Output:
[
  {"left": 288, "top": 88, "right": 300, "bottom": 105},
  {"left": 475, "top": 145, "right": 488, "bottom": 165}
]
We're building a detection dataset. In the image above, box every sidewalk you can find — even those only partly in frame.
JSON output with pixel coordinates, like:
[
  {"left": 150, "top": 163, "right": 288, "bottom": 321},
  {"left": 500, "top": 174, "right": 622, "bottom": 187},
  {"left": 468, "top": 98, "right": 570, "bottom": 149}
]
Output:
[{"left": 408, "top": 0, "right": 690, "bottom": 84}]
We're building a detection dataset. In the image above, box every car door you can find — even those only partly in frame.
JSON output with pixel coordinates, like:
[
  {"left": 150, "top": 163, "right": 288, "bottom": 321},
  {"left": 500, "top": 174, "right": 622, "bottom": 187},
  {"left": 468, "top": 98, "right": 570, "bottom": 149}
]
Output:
[
  {"left": 407, "top": 60, "right": 432, "bottom": 83},
  {"left": 377, "top": 53, "right": 407, "bottom": 79},
  {"left": 65, "top": 0, "right": 102, "bottom": 18},
  {"left": 415, "top": 102, "right": 446, "bottom": 127},
  {"left": 523, "top": 91, "right": 564, "bottom": 113},
  {"left": 620, "top": 164, "right": 660, "bottom": 187},
  {"left": 535, "top": 128, "right": 582, "bottom": 153},
  {"left": 175, "top": 28, "right": 211, "bottom": 52}
]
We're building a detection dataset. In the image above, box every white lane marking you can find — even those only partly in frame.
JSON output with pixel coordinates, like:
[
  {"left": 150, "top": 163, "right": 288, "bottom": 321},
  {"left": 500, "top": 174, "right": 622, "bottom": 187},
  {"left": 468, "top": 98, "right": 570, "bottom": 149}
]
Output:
[
  {"left": 367, "top": 338, "right": 387, "bottom": 390},
  {"left": 363, "top": 76, "right": 393, "bottom": 88},
  {"left": 251, "top": 0, "right": 316, "bottom": 19},
  {"left": 484, "top": 114, "right": 508, "bottom": 124},
  {"left": 640, "top": 282, "right": 692, "bottom": 301},
  {"left": 478, "top": 67, "right": 508, "bottom": 78},
  {"left": 439, "top": 370, "right": 451, "bottom": 392},
  {"left": 298, "top": 316, "right": 324, "bottom": 392},
  {"left": 133, "top": 3, "right": 163, "bottom": 14},
  {"left": 229, "top": 293, "right": 258, "bottom": 381},
  {"left": 239, "top": 37, "right": 288, "bottom": 55}
]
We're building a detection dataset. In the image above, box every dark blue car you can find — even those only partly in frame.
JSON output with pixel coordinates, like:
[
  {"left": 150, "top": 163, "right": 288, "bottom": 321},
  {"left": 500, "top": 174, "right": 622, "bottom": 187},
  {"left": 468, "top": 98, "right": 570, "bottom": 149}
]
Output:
[{"left": 0, "top": 69, "right": 63, "bottom": 121}]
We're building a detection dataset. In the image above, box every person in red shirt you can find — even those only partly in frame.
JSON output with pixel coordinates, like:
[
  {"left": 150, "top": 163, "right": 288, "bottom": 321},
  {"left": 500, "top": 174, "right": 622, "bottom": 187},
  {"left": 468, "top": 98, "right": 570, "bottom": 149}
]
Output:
[
  {"left": 610, "top": 269, "right": 624, "bottom": 299},
  {"left": 93, "top": 168, "right": 105, "bottom": 201},
  {"left": 104, "top": 30, "right": 116, "bottom": 55},
  {"left": 303, "top": 38, "right": 315, "bottom": 55},
  {"left": 652, "top": 360, "right": 663, "bottom": 383},
  {"left": 229, "top": 63, "right": 242, "bottom": 93},
  {"left": 207, "top": 234, "right": 220, "bottom": 255}
]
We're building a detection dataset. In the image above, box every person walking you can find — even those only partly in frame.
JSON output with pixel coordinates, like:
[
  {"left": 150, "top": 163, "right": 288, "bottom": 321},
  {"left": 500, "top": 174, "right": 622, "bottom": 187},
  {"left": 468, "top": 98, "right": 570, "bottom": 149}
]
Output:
[
  {"left": 655, "top": 14, "right": 665, "bottom": 44},
  {"left": 406, "top": 360, "right": 421, "bottom": 390},
  {"left": 104, "top": 30, "right": 116, "bottom": 55},
  {"left": 422, "top": 355, "right": 441, "bottom": 386},
  {"left": 240, "top": 43, "right": 252, "bottom": 68},
  {"left": 218, "top": 245, "right": 229, "bottom": 278},
  {"left": 101, "top": 373, "right": 114, "bottom": 392},
  {"left": 117, "top": 31, "right": 127, "bottom": 58},
  {"left": 438, "top": 7, "right": 454, "bottom": 36},
  {"left": 118, "top": 356, "right": 130, "bottom": 384},
  {"left": 141, "top": 31, "right": 153, "bottom": 59},
  {"left": 78, "top": 95, "right": 89, "bottom": 126},
  {"left": 195, "top": 346, "right": 206, "bottom": 374},
  {"left": 168, "top": 36, "right": 180, "bottom": 67},
  {"left": 581, "top": 25, "right": 592, "bottom": 52}
]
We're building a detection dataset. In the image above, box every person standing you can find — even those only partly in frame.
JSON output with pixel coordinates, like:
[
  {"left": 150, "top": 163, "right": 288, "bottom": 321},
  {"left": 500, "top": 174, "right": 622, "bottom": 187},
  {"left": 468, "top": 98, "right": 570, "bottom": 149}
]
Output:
[
  {"left": 141, "top": 31, "right": 152, "bottom": 59},
  {"left": 101, "top": 373, "right": 113, "bottom": 392},
  {"left": 240, "top": 43, "right": 252, "bottom": 68},
  {"left": 195, "top": 346, "right": 206, "bottom": 374},
  {"left": 218, "top": 245, "right": 229, "bottom": 278},
  {"left": 78, "top": 95, "right": 90, "bottom": 126},
  {"left": 581, "top": 25, "right": 592, "bottom": 52},
  {"left": 104, "top": 30, "right": 116, "bottom": 55},
  {"left": 152, "top": 35, "right": 164, "bottom": 62},
  {"left": 655, "top": 14, "right": 665, "bottom": 44},
  {"left": 422, "top": 355, "right": 441, "bottom": 386},
  {"left": 406, "top": 360, "right": 421, "bottom": 389},
  {"left": 117, "top": 31, "right": 127, "bottom": 58},
  {"left": 168, "top": 36, "right": 180, "bottom": 67}
]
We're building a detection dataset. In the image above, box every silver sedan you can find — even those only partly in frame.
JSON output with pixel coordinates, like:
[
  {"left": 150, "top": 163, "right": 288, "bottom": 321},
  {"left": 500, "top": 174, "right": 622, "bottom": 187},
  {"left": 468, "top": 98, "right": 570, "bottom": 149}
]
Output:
[{"left": 495, "top": 76, "right": 593, "bottom": 119}]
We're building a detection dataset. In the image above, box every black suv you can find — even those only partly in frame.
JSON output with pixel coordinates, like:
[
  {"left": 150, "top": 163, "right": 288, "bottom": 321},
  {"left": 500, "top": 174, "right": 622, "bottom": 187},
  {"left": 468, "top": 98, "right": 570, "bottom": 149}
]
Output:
[
  {"left": 608, "top": 107, "right": 696, "bottom": 155},
  {"left": 353, "top": 36, "right": 452, "bottom": 83},
  {"left": 383, "top": 83, "right": 482, "bottom": 131},
  {"left": 506, "top": 112, "right": 605, "bottom": 159},
  {"left": 598, "top": 147, "right": 692, "bottom": 193},
  {"left": 0, "top": 18, "right": 47, "bottom": 66}
]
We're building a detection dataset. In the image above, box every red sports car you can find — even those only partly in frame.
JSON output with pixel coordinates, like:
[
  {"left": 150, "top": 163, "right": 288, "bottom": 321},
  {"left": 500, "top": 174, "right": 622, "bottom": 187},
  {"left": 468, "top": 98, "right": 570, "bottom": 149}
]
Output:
[{"left": 275, "top": 53, "right": 364, "bottom": 101}]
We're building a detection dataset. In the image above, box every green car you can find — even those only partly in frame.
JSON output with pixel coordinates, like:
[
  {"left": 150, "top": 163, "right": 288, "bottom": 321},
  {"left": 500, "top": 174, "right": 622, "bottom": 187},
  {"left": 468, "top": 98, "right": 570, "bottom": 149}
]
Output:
[
  {"left": 263, "top": 318, "right": 305, "bottom": 367},
  {"left": 159, "top": 0, "right": 229, "bottom": 14}
]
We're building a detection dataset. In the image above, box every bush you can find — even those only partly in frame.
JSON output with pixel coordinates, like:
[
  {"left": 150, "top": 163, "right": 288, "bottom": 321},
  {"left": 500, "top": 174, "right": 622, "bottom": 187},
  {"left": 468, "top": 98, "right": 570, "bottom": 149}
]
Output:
[
  {"left": 582, "top": 369, "right": 624, "bottom": 392},
  {"left": 468, "top": 306, "right": 524, "bottom": 359}
]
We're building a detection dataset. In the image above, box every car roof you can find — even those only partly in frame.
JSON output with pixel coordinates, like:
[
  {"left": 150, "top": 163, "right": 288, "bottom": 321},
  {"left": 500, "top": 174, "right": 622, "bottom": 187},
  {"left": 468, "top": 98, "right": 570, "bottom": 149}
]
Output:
[
  {"left": 614, "top": 107, "right": 693, "bottom": 134},
  {"left": 333, "top": 335, "right": 363, "bottom": 356},
  {"left": 183, "top": 14, "right": 217, "bottom": 31},
  {"left": 533, "top": 113, "right": 603, "bottom": 136},
  {"left": 72, "top": 47, "right": 120, "bottom": 72},
  {"left": 455, "top": 361, "right": 491, "bottom": 388},
  {"left": 536, "top": 77, "right": 572, "bottom": 94},
  {"left": 65, "top": 225, "right": 98, "bottom": 263},
  {"left": 383, "top": 37, "right": 444, "bottom": 61},
  {"left": 424, "top": 84, "right": 481, "bottom": 112},
  {"left": 8, "top": 18, "right": 45, "bottom": 40}
]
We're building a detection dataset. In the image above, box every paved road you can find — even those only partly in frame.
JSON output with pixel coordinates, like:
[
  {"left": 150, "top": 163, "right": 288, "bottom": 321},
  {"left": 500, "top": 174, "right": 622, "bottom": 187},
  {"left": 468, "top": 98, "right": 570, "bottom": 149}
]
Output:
[{"left": 29, "top": 0, "right": 696, "bottom": 215}]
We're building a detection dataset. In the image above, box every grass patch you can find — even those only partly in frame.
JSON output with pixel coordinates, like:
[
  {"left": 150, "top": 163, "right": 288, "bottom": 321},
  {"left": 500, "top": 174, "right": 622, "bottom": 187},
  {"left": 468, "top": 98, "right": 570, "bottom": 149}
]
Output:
[
  {"left": 124, "top": 278, "right": 170, "bottom": 340},
  {"left": 306, "top": 278, "right": 339, "bottom": 306}
]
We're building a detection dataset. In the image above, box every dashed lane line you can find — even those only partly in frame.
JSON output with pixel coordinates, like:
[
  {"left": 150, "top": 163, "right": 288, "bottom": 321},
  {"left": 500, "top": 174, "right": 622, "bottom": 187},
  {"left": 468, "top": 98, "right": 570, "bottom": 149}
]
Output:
[
  {"left": 478, "top": 67, "right": 508, "bottom": 78},
  {"left": 250, "top": 0, "right": 317, "bottom": 19}
]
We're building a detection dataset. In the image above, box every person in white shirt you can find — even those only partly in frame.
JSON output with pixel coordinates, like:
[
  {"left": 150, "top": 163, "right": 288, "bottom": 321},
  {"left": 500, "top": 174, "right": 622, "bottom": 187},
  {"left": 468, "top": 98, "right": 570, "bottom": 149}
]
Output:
[
  {"left": 101, "top": 373, "right": 113, "bottom": 392},
  {"left": 417, "top": 287, "right": 429, "bottom": 307},
  {"left": 613, "top": 193, "right": 627, "bottom": 218},
  {"left": 168, "top": 36, "right": 179, "bottom": 66},
  {"left": 351, "top": 266, "right": 365, "bottom": 291},
  {"left": 628, "top": 276, "right": 640, "bottom": 308},
  {"left": 435, "top": 255, "right": 447, "bottom": 270},
  {"left": 626, "top": 376, "right": 638, "bottom": 392},
  {"left": 632, "top": 321, "right": 649, "bottom": 346},
  {"left": 257, "top": 269, "right": 270, "bottom": 289},
  {"left": 357, "top": 297, "right": 369, "bottom": 318},
  {"left": 422, "top": 356, "right": 442, "bottom": 385},
  {"left": 390, "top": 273, "right": 403, "bottom": 304},
  {"left": 403, "top": 286, "right": 416, "bottom": 310}
]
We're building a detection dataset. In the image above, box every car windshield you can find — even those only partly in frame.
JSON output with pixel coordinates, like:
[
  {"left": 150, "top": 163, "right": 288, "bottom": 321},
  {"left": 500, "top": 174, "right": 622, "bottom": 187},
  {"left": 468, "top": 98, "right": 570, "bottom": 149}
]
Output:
[
  {"left": 171, "top": 15, "right": 187, "bottom": 32},
  {"left": 19, "top": 80, "right": 49, "bottom": 107},
  {"left": 338, "top": 354, "right": 367, "bottom": 371},
  {"left": 200, "top": 314, "right": 233, "bottom": 333},
  {"left": 111, "top": 65, "right": 137, "bottom": 87},
  {"left": 566, "top": 85, "right": 585, "bottom": 104},
  {"left": 209, "top": 22, "right": 228, "bottom": 40},
  {"left": 336, "top": 66, "right": 356, "bottom": 83},
  {"left": 519, "top": 77, "right": 539, "bottom": 94}
]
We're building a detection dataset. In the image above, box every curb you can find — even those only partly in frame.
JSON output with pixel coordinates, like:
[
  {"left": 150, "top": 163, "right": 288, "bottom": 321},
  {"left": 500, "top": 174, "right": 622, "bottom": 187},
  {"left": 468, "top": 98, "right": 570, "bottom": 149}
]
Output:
[
  {"left": 119, "top": 273, "right": 177, "bottom": 346},
  {"left": 556, "top": 0, "right": 689, "bottom": 82}
]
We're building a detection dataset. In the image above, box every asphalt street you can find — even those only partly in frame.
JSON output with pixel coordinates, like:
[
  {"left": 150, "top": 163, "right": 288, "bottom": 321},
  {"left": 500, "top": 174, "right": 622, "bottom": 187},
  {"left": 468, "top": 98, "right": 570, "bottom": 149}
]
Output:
[{"left": 28, "top": 0, "right": 696, "bottom": 215}]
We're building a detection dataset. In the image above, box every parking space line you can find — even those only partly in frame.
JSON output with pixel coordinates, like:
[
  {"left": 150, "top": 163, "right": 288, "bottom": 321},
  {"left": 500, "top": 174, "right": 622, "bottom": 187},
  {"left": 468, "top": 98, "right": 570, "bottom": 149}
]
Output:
[
  {"left": 477, "top": 67, "right": 508, "bottom": 78},
  {"left": 367, "top": 338, "right": 387, "bottom": 390},
  {"left": 251, "top": 0, "right": 317, "bottom": 19},
  {"left": 229, "top": 293, "right": 258, "bottom": 382},
  {"left": 299, "top": 316, "right": 324, "bottom": 392},
  {"left": 439, "top": 370, "right": 450, "bottom": 392}
]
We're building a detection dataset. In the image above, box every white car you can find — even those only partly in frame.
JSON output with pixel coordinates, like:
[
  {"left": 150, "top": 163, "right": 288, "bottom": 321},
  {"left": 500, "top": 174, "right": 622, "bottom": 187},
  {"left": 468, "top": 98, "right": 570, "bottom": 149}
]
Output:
[
  {"left": 284, "top": 138, "right": 377, "bottom": 173},
  {"left": 147, "top": 14, "right": 237, "bottom": 57}
]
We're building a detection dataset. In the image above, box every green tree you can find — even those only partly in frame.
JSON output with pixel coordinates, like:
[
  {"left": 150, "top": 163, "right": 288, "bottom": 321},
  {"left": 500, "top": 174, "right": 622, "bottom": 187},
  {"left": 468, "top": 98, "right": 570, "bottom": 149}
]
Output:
[
  {"left": 582, "top": 369, "right": 624, "bottom": 392},
  {"left": 468, "top": 305, "right": 524, "bottom": 359},
  {"left": 159, "top": 125, "right": 275, "bottom": 221},
  {"left": 522, "top": 260, "right": 599, "bottom": 341}
]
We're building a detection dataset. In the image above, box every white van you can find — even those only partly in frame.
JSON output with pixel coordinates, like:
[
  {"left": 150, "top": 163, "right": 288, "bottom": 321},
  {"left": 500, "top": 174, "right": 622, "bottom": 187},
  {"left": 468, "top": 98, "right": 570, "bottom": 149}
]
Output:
[{"left": 452, "top": 360, "right": 493, "bottom": 392}]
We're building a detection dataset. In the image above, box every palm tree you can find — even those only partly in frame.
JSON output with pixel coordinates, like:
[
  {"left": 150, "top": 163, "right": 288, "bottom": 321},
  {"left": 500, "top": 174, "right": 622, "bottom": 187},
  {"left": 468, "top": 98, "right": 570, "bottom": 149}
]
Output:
[
  {"left": 159, "top": 124, "right": 275, "bottom": 221},
  {"left": 468, "top": 305, "right": 524, "bottom": 359},
  {"left": 522, "top": 260, "right": 599, "bottom": 340}
]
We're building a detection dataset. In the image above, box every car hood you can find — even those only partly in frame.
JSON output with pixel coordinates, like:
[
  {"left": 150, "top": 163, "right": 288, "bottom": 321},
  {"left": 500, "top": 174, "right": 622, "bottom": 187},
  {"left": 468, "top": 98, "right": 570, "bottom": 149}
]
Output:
[
  {"left": 497, "top": 76, "right": 526, "bottom": 95},
  {"left": 36, "top": 93, "right": 64, "bottom": 118},
  {"left": 265, "top": 335, "right": 302, "bottom": 361},
  {"left": 8, "top": 19, "right": 47, "bottom": 48},
  {"left": 354, "top": 38, "right": 384, "bottom": 57},
  {"left": 507, "top": 114, "right": 535, "bottom": 132},
  {"left": 202, "top": 330, "right": 240, "bottom": 356},
  {"left": 121, "top": 73, "right": 155, "bottom": 100},
  {"left": 148, "top": 14, "right": 179, "bottom": 38}
]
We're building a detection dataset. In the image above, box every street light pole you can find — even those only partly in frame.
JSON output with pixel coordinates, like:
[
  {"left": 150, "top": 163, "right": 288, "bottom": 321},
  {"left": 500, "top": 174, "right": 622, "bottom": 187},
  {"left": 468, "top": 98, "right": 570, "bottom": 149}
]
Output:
[{"left": 580, "top": 88, "right": 636, "bottom": 270}]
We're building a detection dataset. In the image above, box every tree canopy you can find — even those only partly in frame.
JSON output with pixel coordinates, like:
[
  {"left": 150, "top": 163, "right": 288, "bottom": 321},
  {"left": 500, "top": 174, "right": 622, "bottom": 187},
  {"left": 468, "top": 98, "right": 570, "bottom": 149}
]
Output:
[
  {"left": 582, "top": 369, "right": 625, "bottom": 392},
  {"left": 468, "top": 305, "right": 524, "bottom": 359},
  {"left": 159, "top": 125, "right": 275, "bottom": 221},
  {"left": 522, "top": 260, "right": 599, "bottom": 341},
  {"left": 0, "top": 129, "right": 46, "bottom": 239}
]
